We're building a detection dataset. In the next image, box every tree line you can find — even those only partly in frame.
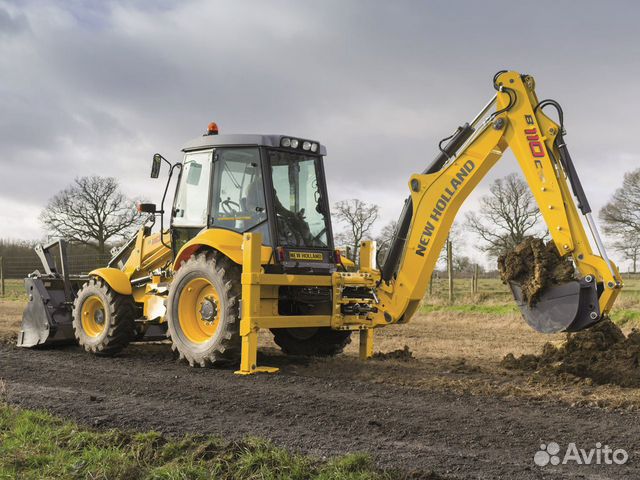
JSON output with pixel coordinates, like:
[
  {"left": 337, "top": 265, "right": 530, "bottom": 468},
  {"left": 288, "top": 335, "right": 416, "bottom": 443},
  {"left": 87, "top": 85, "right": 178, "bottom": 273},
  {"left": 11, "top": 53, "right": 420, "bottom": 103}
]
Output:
[
  {"left": 332, "top": 169, "right": 640, "bottom": 274},
  {"left": 5, "top": 168, "right": 639, "bottom": 274}
]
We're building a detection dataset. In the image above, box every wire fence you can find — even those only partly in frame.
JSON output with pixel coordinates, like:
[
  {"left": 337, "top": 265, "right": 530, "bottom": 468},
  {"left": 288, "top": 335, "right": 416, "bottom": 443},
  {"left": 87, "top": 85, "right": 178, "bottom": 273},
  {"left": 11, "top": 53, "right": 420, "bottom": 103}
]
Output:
[
  {"left": 0, "top": 254, "right": 111, "bottom": 279},
  {"left": 0, "top": 250, "right": 637, "bottom": 302}
]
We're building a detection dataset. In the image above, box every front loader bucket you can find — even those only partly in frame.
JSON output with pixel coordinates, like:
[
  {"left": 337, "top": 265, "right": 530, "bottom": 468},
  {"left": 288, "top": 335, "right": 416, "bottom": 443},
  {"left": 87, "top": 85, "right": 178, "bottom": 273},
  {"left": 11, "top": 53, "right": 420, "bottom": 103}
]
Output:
[
  {"left": 17, "top": 276, "right": 76, "bottom": 347},
  {"left": 509, "top": 278, "right": 601, "bottom": 333}
]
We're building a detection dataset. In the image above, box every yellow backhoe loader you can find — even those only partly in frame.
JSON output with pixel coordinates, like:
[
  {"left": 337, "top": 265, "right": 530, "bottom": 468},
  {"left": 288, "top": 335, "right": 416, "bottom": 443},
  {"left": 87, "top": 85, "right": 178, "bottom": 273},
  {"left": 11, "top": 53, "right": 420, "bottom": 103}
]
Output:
[{"left": 19, "top": 71, "right": 623, "bottom": 374}]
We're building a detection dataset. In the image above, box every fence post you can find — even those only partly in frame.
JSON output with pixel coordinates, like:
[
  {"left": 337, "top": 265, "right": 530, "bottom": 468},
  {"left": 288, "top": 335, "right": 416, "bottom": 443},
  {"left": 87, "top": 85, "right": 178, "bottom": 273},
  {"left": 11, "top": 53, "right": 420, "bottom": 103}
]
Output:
[
  {"left": 473, "top": 264, "right": 479, "bottom": 294},
  {"left": 447, "top": 239, "right": 453, "bottom": 304},
  {"left": 0, "top": 256, "right": 4, "bottom": 297},
  {"left": 429, "top": 271, "right": 433, "bottom": 296},
  {"left": 470, "top": 269, "right": 475, "bottom": 294}
]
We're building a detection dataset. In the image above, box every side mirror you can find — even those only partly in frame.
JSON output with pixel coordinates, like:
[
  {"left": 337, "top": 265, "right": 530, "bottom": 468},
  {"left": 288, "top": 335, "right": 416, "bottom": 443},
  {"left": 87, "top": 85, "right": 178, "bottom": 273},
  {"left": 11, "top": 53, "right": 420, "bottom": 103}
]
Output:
[
  {"left": 151, "top": 154, "right": 162, "bottom": 178},
  {"left": 137, "top": 203, "right": 157, "bottom": 214}
]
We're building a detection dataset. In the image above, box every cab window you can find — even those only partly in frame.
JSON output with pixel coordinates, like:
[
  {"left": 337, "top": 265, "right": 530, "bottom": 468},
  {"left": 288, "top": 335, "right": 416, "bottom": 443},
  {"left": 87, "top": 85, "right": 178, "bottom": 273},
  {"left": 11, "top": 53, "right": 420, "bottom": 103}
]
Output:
[
  {"left": 173, "top": 150, "right": 212, "bottom": 227},
  {"left": 211, "top": 148, "right": 266, "bottom": 233}
]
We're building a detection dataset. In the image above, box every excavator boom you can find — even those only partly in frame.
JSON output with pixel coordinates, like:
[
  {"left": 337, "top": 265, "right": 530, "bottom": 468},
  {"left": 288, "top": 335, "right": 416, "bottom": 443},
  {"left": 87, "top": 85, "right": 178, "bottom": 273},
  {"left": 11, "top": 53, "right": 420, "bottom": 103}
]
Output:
[{"left": 376, "top": 70, "right": 622, "bottom": 332}]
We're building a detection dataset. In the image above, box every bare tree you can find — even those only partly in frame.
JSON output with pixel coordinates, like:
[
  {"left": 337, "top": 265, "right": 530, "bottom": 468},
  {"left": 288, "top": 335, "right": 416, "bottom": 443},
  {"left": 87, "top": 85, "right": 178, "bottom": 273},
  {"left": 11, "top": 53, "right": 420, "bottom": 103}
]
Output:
[
  {"left": 437, "top": 223, "right": 463, "bottom": 269},
  {"left": 375, "top": 220, "right": 398, "bottom": 265},
  {"left": 40, "top": 176, "right": 143, "bottom": 254},
  {"left": 600, "top": 168, "right": 640, "bottom": 273},
  {"left": 333, "top": 199, "right": 379, "bottom": 262},
  {"left": 453, "top": 255, "right": 479, "bottom": 273},
  {"left": 611, "top": 234, "right": 640, "bottom": 274},
  {"left": 465, "top": 173, "right": 542, "bottom": 258}
]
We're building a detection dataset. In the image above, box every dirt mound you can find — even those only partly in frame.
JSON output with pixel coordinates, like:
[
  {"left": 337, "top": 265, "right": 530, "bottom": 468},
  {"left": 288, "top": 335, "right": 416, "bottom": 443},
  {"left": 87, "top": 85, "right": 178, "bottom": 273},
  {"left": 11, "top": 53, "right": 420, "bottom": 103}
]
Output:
[
  {"left": 502, "top": 318, "right": 640, "bottom": 387},
  {"left": 372, "top": 345, "right": 415, "bottom": 361},
  {"left": 498, "top": 237, "right": 575, "bottom": 306}
]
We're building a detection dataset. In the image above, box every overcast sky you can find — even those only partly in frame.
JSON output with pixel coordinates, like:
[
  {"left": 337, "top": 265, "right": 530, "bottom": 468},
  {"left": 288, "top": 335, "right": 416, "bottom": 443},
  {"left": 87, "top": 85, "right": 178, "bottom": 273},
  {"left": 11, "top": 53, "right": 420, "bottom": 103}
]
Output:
[{"left": 1, "top": 0, "right": 638, "bottom": 267}]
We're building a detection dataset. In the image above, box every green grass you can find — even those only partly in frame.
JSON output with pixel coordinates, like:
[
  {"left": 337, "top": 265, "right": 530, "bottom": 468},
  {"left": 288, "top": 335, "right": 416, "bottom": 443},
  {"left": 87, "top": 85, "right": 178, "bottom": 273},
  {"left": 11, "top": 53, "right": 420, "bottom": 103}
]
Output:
[
  {"left": 422, "top": 277, "right": 640, "bottom": 326},
  {"left": 421, "top": 303, "right": 517, "bottom": 315},
  {"left": 1, "top": 279, "right": 26, "bottom": 302},
  {"left": 0, "top": 404, "right": 395, "bottom": 480},
  {"left": 611, "top": 309, "right": 640, "bottom": 327}
]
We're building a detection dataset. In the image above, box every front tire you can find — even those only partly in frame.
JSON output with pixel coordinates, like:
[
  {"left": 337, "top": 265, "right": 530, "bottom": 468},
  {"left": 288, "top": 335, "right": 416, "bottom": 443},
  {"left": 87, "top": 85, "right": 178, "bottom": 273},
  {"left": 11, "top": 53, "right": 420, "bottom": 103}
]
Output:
[
  {"left": 166, "top": 251, "right": 241, "bottom": 367},
  {"left": 271, "top": 327, "right": 351, "bottom": 356},
  {"left": 72, "top": 277, "right": 136, "bottom": 356}
]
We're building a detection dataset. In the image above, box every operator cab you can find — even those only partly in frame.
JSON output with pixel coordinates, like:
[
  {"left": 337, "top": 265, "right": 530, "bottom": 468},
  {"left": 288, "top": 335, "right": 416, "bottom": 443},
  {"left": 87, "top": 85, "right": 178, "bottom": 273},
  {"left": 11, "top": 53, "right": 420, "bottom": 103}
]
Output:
[{"left": 170, "top": 126, "right": 335, "bottom": 273}]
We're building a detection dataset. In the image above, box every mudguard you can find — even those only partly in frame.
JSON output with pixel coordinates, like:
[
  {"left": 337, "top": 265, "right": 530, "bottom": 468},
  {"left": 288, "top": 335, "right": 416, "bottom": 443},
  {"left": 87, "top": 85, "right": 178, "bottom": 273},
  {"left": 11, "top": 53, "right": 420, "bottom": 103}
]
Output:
[
  {"left": 173, "top": 229, "right": 272, "bottom": 269},
  {"left": 89, "top": 268, "right": 132, "bottom": 295}
]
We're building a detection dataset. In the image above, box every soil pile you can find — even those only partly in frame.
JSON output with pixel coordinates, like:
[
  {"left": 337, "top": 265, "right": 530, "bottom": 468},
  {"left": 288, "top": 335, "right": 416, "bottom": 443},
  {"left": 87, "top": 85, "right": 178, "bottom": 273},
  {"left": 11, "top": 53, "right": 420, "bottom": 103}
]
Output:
[
  {"left": 372, "top": 345, "right": 415, "bottom": 361},
  {"left": 497, "top": 237, "right": 575, "bottom": 306},
  {"left": 502, "top": 318, "right": 640, "bottom": 387}
]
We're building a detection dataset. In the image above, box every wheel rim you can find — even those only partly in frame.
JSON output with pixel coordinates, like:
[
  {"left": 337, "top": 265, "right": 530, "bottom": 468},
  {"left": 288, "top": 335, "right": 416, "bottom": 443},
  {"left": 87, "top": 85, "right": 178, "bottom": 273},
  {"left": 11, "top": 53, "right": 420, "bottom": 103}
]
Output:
[
  {"left": 81, "top": 295, "right": 107, "bottom": 338},
  {"left": 178, "top": 277, "right": 221, "bottom": 344}
]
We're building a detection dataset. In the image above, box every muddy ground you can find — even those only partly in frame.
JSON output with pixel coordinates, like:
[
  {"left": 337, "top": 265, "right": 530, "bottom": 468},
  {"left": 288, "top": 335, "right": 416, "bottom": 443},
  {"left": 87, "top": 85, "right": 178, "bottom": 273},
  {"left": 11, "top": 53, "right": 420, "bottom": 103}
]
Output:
[
  {"left": 1, "top": 300, "right": 640, "bottom": 479},
  {"left": 503, "top": 318, "right": 640, "bottom": 388}
]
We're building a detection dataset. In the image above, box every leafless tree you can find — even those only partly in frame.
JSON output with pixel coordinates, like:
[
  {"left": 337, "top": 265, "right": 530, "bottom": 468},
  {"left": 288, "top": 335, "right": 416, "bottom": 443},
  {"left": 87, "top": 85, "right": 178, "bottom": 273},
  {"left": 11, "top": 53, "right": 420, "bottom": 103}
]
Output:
[
  {"left": 599, "top": 168, "right": 640, "bottom": 273},
  {"left": 40, "top": 176, "right": 143, "bottom": 254},
  {"left": 465, "top": 173, "right": 543, "bottom": 258},
  {"left": 375, "top": 220, "right": 398, "bottom": 265},
  {"left": 610, "top": 234, "right": 640, "bottom": 274},
  {"left": 437, "top": 223, "right": 463, "bottom": 269},
  {"left": 333, "top": 199, "right": 379, "bottom": 262}
]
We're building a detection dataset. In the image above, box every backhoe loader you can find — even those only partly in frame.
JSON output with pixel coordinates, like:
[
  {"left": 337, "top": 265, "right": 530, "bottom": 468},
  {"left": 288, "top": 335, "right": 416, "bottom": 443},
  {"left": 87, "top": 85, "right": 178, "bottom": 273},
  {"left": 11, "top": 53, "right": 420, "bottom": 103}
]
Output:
[{"left": 19, "top": 71, "right": 623, "bottom": 374}]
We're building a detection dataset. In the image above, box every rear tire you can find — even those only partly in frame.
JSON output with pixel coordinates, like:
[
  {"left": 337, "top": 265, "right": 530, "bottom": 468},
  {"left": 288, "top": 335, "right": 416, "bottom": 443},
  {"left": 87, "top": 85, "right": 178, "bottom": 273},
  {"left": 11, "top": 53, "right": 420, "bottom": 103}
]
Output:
[
  {"left": 166, "top": 251, "right": 241, "bottom": 367},
  {"left": 271, "top": 327, "right": 351, "bottom": 356},
  {"left": 72, "top": 277, "right": 136, "bottom": 356}
]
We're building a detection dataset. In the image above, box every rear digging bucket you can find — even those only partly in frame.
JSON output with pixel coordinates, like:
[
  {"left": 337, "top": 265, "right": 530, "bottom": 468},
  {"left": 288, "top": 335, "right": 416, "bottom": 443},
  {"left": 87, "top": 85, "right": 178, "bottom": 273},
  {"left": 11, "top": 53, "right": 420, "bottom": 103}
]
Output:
[{"left": 509, "top": 277, "right": 601, "bottom": 333}]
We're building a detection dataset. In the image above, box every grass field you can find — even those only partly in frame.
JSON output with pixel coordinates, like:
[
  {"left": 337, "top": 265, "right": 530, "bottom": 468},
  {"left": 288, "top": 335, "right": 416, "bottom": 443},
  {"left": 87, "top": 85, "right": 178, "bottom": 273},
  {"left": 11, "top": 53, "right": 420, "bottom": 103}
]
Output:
[
  {"left": 0, "top": 403, "right": 393, "bottom": 480},
  {"left": 423, "top": 275, "right": 640, "bottom": 327}
]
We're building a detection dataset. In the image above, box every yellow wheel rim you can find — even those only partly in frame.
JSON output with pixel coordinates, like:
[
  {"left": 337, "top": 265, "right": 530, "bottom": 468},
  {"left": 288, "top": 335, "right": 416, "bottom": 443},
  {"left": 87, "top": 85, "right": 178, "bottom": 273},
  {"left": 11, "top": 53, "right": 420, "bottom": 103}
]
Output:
[
  {"left": 81, "top": 295, "right": 107, "bottom": 338},
  {"left": 178, "top": 277, "right": 221, "bottom": 344}
]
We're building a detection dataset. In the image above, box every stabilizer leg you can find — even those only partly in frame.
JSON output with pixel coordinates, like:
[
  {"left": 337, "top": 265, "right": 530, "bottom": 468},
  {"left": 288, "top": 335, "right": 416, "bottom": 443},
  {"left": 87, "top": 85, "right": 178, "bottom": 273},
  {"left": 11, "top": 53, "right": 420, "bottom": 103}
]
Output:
[
  {"left": 359, "top": 328, "right": 374, "bottom": 360},
  {"left": 234, "top": 232, "right": 279, "bottom": 375}
]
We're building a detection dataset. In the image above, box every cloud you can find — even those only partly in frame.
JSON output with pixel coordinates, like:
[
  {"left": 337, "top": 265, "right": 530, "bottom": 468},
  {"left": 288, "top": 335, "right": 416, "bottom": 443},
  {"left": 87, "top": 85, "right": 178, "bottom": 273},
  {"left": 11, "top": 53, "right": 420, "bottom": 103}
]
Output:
[{"left": 0, "top": 0, "right": 638, "bottom": 268}]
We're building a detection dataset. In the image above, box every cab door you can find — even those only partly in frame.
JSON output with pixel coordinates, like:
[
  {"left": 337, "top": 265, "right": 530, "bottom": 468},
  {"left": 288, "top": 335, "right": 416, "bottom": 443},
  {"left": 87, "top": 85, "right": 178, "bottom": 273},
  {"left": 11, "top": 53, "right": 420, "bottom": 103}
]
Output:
[
  {"left": 171, "top": 149, "right": 213, "bottom": 252},
  {"left": 209, "top": 147, "right": 270, "bottom": 244}
]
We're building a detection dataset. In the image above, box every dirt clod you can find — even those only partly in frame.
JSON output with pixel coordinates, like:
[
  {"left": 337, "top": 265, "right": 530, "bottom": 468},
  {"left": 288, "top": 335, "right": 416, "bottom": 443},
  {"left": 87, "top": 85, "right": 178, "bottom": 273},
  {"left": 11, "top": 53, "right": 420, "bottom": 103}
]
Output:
[
  {"left": 498, "top": 237, "right": 575, "bottom": 306},
  {"left": 372, "top": 345, "right": 414, "bottom": 361},
  {"left": 502, "top": 318, "right": 640, "bottom": 387}
]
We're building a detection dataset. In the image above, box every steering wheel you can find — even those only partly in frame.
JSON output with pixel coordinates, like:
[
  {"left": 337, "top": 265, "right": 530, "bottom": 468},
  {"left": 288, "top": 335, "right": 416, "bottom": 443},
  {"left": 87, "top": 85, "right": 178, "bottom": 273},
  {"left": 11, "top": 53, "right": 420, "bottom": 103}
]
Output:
[{"left": 221, "top": 199, "right": 241, "bottom": 215}]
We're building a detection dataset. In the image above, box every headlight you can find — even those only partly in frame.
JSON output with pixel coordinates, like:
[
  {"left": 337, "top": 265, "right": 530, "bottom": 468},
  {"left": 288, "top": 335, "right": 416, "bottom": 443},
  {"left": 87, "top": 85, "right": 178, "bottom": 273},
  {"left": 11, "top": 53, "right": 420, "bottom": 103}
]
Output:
[
  {"left": 290, "top": 138, "right": 299, "bottom": 148},
  {"left": 280, "top": 137, "right": 291, "bottom": 147},
  {"left": 302, "top": 141, "right": 311, "bottom": 151},
  {"left": 310, "top": 143, "right": 318, "bottom": 153}
]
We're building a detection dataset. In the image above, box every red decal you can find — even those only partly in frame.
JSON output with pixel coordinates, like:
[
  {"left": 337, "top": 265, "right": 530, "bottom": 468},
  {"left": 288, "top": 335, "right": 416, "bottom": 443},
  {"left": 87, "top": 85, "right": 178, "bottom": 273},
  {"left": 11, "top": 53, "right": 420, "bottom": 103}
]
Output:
[{"left": 524, "top": 127, "right": 545, "bottom": 159}]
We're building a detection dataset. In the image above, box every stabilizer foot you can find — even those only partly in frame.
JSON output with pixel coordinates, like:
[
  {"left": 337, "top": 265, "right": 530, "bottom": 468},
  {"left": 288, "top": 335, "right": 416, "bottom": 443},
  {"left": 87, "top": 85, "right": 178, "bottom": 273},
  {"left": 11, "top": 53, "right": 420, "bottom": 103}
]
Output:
[{"left": 234, "top": 366, "right": 280, "bottom": 375}]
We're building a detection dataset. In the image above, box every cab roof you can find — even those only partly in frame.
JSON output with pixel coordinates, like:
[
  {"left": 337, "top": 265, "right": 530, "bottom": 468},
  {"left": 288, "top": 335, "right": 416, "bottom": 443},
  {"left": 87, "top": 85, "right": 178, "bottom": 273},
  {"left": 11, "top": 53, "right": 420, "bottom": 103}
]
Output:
[{"left": 181, "top": 134, "right": 327, "bottom": 155}]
